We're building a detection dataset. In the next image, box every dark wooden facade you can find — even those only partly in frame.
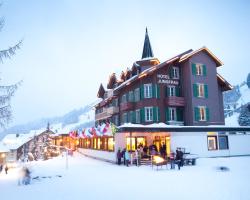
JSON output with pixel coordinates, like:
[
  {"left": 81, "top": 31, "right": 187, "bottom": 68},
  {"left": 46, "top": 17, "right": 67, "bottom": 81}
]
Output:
[{"left": 95, "top": 32, "right": 232, "bottom": 127}]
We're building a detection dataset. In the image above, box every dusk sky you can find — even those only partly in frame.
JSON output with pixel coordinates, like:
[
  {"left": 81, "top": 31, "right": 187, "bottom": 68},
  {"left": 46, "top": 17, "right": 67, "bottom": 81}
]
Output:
[{"left": 1, "top": 0, "right": 250, "bottom": 126}]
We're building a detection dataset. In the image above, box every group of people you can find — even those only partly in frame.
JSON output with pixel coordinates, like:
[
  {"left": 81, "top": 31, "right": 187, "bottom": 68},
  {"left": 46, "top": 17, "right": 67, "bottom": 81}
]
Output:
[
  {"left": 116, "top": 142, "right": 168, "bottom": 166},
  {"left": 116, "top": 148, "right": 131, "bottom": 167},
  {"left": 0, "top": 164, "right": 9, "bottom": 174}
]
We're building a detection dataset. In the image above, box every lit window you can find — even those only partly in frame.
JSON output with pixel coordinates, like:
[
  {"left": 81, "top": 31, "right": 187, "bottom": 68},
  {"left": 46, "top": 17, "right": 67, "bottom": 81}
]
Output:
[
  {"left": 198, "top": 84, "right": 204, "bottom": 97},
  {"left": 108, "top": 137, "right": 114, "bottom": 151},
  {"left": 145, "top": 107, "right": 153, "bottom": 122},
  {"left": 199, "top": 106, "right": 206, "bottom": 121},
  {"left": 207, "top": 136, "right": 217, "bottom": 150},
  {"left": 144, "top": 84, "right": 152, "bottom": 98}
]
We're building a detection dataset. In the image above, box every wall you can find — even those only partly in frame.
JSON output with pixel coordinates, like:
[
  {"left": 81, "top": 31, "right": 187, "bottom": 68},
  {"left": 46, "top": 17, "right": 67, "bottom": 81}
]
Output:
[
  {"left": 170, "top": 132, "right": 250, "bottom": 157},
  {"left": 78, "top": 148, "right": 116, "bottom": 163}
]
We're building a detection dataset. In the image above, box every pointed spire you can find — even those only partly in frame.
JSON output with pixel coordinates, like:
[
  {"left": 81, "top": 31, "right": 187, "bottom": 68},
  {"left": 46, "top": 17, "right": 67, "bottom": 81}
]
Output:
[{"left": 141, "top": 27, "right": 154, "bottom": 59}]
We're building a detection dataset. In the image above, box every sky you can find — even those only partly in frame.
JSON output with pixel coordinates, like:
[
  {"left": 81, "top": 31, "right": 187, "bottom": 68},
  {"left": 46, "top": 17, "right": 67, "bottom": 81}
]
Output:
[{"left": 0, "top": 0, "right": 250, "bottom": 126}]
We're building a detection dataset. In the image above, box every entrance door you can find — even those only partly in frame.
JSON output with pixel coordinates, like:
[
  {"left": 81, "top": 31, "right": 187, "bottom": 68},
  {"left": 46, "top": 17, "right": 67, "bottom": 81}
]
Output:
[{"left": 154, "top": 136, "right": 171, "bottom": 157}]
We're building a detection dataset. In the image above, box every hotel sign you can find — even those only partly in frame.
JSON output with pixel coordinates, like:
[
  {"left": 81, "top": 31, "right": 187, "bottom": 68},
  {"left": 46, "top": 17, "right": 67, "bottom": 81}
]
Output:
[{"left": 157, "top": 74, "right": 179, "bottom": 85}]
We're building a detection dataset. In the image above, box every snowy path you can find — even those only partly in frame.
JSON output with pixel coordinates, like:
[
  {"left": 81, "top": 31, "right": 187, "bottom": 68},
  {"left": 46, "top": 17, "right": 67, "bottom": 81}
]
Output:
[{"left": 1, "top": 153, "right": 250, "bottom": 200}]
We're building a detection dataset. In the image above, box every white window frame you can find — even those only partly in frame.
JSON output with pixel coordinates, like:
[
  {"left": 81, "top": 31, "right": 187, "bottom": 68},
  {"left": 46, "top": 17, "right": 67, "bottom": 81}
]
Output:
[
  {"left": 135, "top": 109, "right": 140, "bottom": 123},
  {"left": 172, "top": 67, "right": 179, "bottom": 79},
  {"left": 196, "top": 64, "right": 203, "bottom": 76},
  {"left": 198, "top": 106, "right": 206, "bottom": 121},
  {"left": 144, "top": 84, "right": 152, "bottom": 98},
  {"left": 128, "top": 91, "right": 134, "bottom": 102},
  {"left": 168, "top": 86, "right": 176, "bottom": 96},
  {"left": 145, "top": 107, "right": 153, "bottom": 122},
  {"left": 197, "top": 83, "right": 205, "bottom": 98},
  {"left": 169, "top": 107, "right": 176, "bottom": 121},
  {"left": 122, "top": 94, "right": 127, "bottom": 103}
]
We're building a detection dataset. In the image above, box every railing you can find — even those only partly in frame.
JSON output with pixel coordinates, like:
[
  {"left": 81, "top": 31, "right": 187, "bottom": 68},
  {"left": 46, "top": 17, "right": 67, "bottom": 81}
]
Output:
[
  {"left": 165, "top": 96, "right": 185, "bottom": 107},
  {"left": 107, "top": 106, "right": 119, "bottom": 115}
]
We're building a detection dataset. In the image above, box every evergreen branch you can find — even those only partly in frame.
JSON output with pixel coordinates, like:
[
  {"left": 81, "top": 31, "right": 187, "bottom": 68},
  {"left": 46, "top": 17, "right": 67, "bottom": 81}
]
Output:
[
  {"left": 0, "top": 40, "right": 23, "bottom": 62},
  {"left": 0, "top": 105, "right": 12, "bottom": 127}
]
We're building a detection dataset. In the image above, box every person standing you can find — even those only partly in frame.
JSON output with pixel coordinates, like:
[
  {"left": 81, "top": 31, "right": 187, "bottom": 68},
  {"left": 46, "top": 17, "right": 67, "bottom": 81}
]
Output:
[
  {"left": 124, "top": 149, "right": 130, "bottom": 167},
  {"left": 117, "top": 148, "right": 122, "bottom": 165},
  {"left": 0, "top": 164, "right": 3, "bottom": 173},
  {"left": 5, "top": 165, "right": 8, "bottom": 174}
]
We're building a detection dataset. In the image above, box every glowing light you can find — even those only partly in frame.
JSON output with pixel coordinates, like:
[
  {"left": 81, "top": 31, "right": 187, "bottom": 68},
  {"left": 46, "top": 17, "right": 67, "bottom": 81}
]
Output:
[
  {"left": 1, "top": 153, "right": 6, "bottom": 158},
  {"left": 153, "top": 156, "right": 165, "bottom": 164}
]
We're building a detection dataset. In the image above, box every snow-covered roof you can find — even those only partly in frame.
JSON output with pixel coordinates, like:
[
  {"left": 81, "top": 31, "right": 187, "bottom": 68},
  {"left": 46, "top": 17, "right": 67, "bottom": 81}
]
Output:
[{"left": 0, "top": 142, "right": 9, "bottom": 153}]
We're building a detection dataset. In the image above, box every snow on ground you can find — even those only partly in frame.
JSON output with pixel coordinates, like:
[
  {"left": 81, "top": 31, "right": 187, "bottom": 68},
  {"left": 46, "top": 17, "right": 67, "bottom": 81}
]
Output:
[
  {"left": 225, "top": 113, "right": 240, "bottom": 126},
  {"left": 1, "top": 153, "right": 250, "bottom": 200}
]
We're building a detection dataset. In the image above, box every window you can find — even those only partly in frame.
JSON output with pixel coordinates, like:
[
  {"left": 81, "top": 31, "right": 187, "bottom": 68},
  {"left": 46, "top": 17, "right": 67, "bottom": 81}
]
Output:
[
  {"left": 199, "top": 106, "right": 206, "bottom": 121},
  {"left": 134, "top": 88, "right": 140, "bottom": 102},
  {"left": 108, "top": 137, "right": 114, "bottom": 151},
  {"left": 196, "top": 64, "right": 203, "bottom": 75},
  {"left": 172, "top": 67, "right": 179, "bottom": 79},
  {"left": 135, "top": 109, "right": 141, "bottom": 123},
  {"left": 145, "top": 107, "right": 153, "bottom": 122},
  {"left": 126, "top": 137, "right": 146, "bottom": 151},
  {"left": 128, "top": 111, "right": 133, "bottom": 123},
  {"left": 128, "top": 91, "right": 134, "bottom": 102},
  {"left": 194, "top": 106, "right": 209, "bottom": 121},
  {"left": 121, "top": 94, "right": 127, "bottom": 103},
  {"left": 169, "top": 107, "right": 176, "bottom": 121},
  {"left": 168, "top": 86, "right": 175, "bottom": 96},
  {"left": 192, "top": 63, "right": 207, "bottom": 76},
  {"left": 144, "top": 84, "right": 152, "bottom": 98},
  {"left": 207, "top": 136, "right": 217, "bottom": 150},
  {"left": 218, "top": 136, "right": 229, "bottom": 150},
  {"left": 198, "top": 84, "right": 205, "bottom": 97},
  {"left": 193, "top": 83, "right": 208, "bottom": 98},
  {"left": 122, "top": 113, "right": 128, "bottom": 124}
]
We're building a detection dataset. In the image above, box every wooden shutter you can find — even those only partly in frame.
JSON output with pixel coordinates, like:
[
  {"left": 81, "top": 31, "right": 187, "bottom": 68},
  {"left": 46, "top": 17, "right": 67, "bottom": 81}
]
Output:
[
  {"left": 157, "top": 107, "right": 160, "bottom": 122},
  {"left": 165, "top": 87, "right": 169, "bottom": 97},
  {"left": 152, "top": 84, "right": 156, "bottom": 98},
  {"left": 156, "top": 84, "right": 160, "bottom": 98},
  {"left": 206, "top": 107, "right": 210, "bottom": 121},
  {"left": 132, "top": 111, "right": 136, "bottom": 123},
  {"left": 166, "top": 108, "right": 170, "bottom": 122},
  {"left": 176, "top": 86, "right": 180, "bottom": 97},
  {"left": 194, "top": 107, "right": 200, "bottom": 121},
  {"left": 204, "top": 85, "right": 208, "bottom": 98},
  {"left": 153, "top": 107, "right": 157, "bottom": 122},
  {"left": 176, "top": 108, "right": 183, "bottom": 121},
  {"left": 193, "top": 84, "right": 198, "bottom": 97},
  {"left": 192, "top": 63, "right": 196, "bottom": 75},
  {"left": 169, "top": 67, "right": 173, "bottom": 78},
  {"left": 140, "top": 85, "right": 144, "bottom": 100},
  {"left": 140, "top": 108, "right": 145, "bottom": 123},
  {"left": 203, "top": 64, "right": 207, "bottom": 76}
]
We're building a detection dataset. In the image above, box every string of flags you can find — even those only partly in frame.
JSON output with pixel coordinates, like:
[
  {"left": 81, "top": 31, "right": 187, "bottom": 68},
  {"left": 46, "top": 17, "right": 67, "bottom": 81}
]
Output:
[{"left": 68, "top": 123, "right": 117, "bottom": 139}]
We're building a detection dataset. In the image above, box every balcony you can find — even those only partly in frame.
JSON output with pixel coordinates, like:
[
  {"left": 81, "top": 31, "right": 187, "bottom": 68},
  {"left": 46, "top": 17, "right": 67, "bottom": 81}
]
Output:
[
  {"left": 165, "top": 96, "right": 185, "bottom": 107},
  {"left": 166, "top": 120, "right": 184, "bottom": 126},
  {"left": 95, "top": 109, "right": 111, "bottom": 121},
  {"left": 107, "top": 106, "right": 119, "bottom": 115},
  {"left": 120, "top": 102, "right": 135, "bottom": 111}
]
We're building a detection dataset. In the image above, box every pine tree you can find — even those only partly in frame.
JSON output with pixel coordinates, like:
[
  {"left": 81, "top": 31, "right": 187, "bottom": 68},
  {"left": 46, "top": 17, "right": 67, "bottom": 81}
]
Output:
[
  {"left": 247, "top": 73, "right": 250, "bottom": 89},
  {"left": 238, "top": 103, "right": 250, "bottom": 126},
  {"left": 0, "top": 6, "right": 22, "bottom": 127}
]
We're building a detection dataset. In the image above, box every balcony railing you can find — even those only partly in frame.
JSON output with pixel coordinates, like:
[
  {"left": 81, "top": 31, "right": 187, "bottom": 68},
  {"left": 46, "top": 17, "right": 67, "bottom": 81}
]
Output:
[
  {"left": 95, "top": 109, "right": 109, "bottom": 121},
  {"left": 165, "top": 96, "right": 185, "bottom": 107},
  {"left": 166, "top": 120, "right": 184, "bottom": 126},
  {"left": 107, "top": 106, "right": 119, "bottom": 115},
  {"left": 120, "top": 102, "right": 135, "bottom": 111}
]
